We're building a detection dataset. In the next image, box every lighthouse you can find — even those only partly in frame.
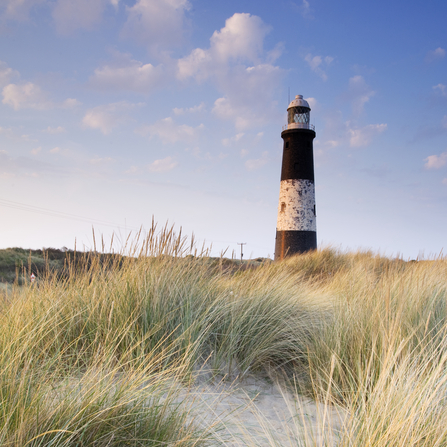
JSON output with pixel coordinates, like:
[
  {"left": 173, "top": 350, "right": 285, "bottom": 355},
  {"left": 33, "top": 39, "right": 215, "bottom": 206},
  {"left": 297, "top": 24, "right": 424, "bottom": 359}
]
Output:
[{"left": 274, "top": 95, "right": 317, "bottom": 260}]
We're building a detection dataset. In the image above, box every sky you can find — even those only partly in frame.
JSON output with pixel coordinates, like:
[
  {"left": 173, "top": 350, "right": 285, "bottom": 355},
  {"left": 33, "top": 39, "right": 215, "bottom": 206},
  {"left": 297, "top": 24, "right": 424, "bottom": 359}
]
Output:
[{"left": 0, "top": 0, "right": 446, "bottom": 259}]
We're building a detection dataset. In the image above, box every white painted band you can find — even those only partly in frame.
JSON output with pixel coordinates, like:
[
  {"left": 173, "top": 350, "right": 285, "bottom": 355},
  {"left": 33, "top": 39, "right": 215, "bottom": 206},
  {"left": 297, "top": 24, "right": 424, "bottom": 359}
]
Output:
[{"left": 276, "top": 179, "right": 316, "bottom": 231}]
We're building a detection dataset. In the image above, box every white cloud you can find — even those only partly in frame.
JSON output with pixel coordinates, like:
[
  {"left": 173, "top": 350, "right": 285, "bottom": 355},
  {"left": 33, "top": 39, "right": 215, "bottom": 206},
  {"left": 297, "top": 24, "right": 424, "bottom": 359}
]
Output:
[
  {"left": 209, "top": 13, "right": 269, "bottom": 65},
  {"left": 245, "top": 151, "right": 269, "bottom": 171},
  {"left": 148, "top": 156, "right": 177, "bottom": 172},
  {"left": 31, "top": 146, "right": 41, "bottom": 155},
  {"left": 90, "top": 56, "right": 165, "bottom": 92},
  {"left": 347, "top": 75, "right": 375, "bottom": 116},
  {"left": 173, "top": 102, "right": 205, "bottom": 115},
  {"left": 2, "top": 82, "right": 79, "bottom": 111},
  {"left": 63, "top": 98, "right": 81, "bottom": 108},
  {"left": 306, "top": 97, "right": 318, "bottom": 110},
  {"left": 426, "top": 47, "right": 446, "bottom": 63},
  {"left": 125, "top": 165, "right": 139, "bottom": 175},
  {"left": 50, "top": 147, "right": 61, "bottom": 153},
  {"left": 121, "top": 0, "right": 190, "bottom": 52},
  {"left": 295, "top": 0, "right": 312, "bottom": 18},
  {"left": 0, "top": 0, "right": 45, "bottom": 21},
  {"left": 211, "top": 64, "right": 283, "bottom": 130},
  {"left": 424, "top": 151, "right": 447, "bottom": 169},
  {"left": 178, "top": 13, "right": 270, "bottom": 82},
  {"left": 267, "top": 42, "right": 284, "bottom": 64},
  {"left": 304, "top": 53, "right": 333, "bottom": 81},
  {"left": 44, "top": 126, "right": 65, "bottom": 134},
  {"left": 185, "top": 146, "right": 213, "bottom": 161},
  {"left": 52, "top": 0, "right": 106, "bottom": 34},
  {"left": 0, "top": 61, "right": 19, "bottom": 87},
  {"left": 141, "top": 117, "right": 203, "bottom": 144},
  {"left": 2, "top": 82, "right": 53, "bottom": 110},
  {"left": 433, "top": 84, "right": 447, "bottom": 97},
  {"left": 222, "top": 132, "right": 244, "bottom": 146},
  {"left": 82, "top": 101, "right": 142, "bottom": 134},
  {"left": 316, "top": 111, "right": 388, "bottom": 151},
  {"left": 442, "top": 178, "right": 447, "bottom": 185},
  {"left": 177, "top": 13, "right": 283, "bottom": 130},
  {"left": 348, "top": 123, "right": 387, "bottom": 147},
  {"left": 177, "top": 48, "right": 210, "bottom": 82},
  {"left": 90, "top": 157, "right": 115, "bottom": 165}
]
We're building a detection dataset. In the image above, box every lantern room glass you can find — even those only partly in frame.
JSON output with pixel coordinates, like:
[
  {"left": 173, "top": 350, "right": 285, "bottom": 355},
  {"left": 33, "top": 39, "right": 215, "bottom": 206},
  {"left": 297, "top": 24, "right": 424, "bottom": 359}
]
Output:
[{"left": 288, "top": 107, "right": 310, "bottom": 125}]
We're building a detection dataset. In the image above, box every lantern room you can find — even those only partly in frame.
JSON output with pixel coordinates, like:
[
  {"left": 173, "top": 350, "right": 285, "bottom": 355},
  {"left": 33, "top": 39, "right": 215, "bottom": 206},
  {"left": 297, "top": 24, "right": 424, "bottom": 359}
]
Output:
[{"left": 285, "top": 95, "right": 314, "bottom": 131}]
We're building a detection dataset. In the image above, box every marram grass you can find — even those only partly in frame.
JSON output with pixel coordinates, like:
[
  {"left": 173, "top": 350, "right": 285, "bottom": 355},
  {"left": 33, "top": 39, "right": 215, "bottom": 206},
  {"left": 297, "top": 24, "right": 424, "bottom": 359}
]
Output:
[{"left": 1, "top": 226, "right": 447, "bottom": 446}]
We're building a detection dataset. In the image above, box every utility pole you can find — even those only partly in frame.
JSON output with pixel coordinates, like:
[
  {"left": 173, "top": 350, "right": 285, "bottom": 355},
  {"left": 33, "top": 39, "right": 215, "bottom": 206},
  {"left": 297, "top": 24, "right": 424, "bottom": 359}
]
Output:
[{"left": 237, "top": 243, "right": 246, "bottom": 263}]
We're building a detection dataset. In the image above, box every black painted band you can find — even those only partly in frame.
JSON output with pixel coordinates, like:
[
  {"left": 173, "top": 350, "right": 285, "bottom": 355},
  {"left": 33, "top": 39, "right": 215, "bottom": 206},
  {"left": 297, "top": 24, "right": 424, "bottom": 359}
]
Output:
[
  {"left": 280, "top": 128, "right": 316, "bottom": 182},
  {"left": 274, "top": 230, "right": 317, "bottom": 260}
]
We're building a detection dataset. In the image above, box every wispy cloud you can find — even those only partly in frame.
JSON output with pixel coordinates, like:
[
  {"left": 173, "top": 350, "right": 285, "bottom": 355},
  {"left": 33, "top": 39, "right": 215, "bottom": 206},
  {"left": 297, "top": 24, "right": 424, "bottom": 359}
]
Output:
[
  {"left": 304, "top": 54, "right": 334, "bottom": 81},
  {"left": 425, "top": 47, "right": 445, "bottom": 63},
  {"left": 0, "top": 0, "right": 46, "bottom": 22},
  {"left": 52, "top": 0, "right": 106, "bottom": 34},
  {"left": 148, "top": 156, "right": 177, "bottom": 172},
  {"left": 222, "top": 132, "right": 244, "bottom": 146},
  {"left": 245, "top": 151, "right": 269, "bottom": 171},
  {"left": 347, "top": 75, "right": 375, "bottom": 116},
  {"left": 44, "top": 126, "right": 65, "bottom": 134},
  {"left": 173, "top": 102, "right": 205, "bottom": 115},
  {"left": 121, "top": 0, "right": 191, "bottom": 54},
  {"left": 90, "top": 157, "right": 115, "bottom": 165},
  {"left": 433, "top": 83, "right": 446, "bottom": 97},
  {"left": 2, "top": 81, "right": 79, "bottom": 111},
  {"left": 0, "top": 60, "right": 19, "bottom": 87},
  {"left": 82, "top": 101, "right": 143, "bottom": 134},
  {"left": 424, "top": 151, "right": 447, "bottom": 169},
  {"left": 139, "top": 117, "right": 204, "bottom": 144},
  {"left": 2, "top": 82, "right": 52, "bottom": 110},
  {"left": 90, "top": 54, "right": 165, "bottom": 93},
  {"left": 348, "top": 123, "right": 387, "bottom": 147}
]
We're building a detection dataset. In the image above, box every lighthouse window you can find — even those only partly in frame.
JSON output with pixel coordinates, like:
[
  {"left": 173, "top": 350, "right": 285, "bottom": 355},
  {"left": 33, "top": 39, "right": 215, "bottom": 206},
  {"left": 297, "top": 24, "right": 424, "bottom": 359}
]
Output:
[
  {"left": 281, "top": 202, "right": 286, "bottom": 212},
  {"left": 285, "top": 142, "right": 289, "bottom": 148}
]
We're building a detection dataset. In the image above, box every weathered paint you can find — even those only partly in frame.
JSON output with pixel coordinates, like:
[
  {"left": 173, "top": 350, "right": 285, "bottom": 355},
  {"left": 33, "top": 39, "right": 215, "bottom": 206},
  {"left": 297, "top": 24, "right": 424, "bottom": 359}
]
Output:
[
  {"left": 275, "top": 231, "right": 317, "bottom": 259},
  {"left": 276, "top": 179, "right": 316, "bottom": 232},
  {"left": 275, "top": 94, "right": 317, "bottom": 260}
]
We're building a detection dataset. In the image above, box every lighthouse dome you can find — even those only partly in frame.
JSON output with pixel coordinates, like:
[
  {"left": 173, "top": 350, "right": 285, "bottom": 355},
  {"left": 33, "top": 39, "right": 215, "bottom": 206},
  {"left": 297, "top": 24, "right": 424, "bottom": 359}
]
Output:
[{"left": 287, "top": 95, "right": 310, "bottom": 111}]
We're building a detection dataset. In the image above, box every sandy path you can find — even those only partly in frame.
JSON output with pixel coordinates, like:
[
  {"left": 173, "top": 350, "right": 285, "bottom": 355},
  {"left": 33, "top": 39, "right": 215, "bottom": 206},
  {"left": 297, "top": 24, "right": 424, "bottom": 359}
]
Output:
[{"left": 182, "top": 375, "right": 347, "bottom": 446}]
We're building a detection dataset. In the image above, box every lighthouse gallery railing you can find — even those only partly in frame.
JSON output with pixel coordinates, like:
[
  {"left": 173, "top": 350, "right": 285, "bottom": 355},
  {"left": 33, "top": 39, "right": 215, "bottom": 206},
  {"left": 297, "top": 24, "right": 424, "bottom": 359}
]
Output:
[{"left": 282, "top": 123, "right": 315, "bottom": 131}]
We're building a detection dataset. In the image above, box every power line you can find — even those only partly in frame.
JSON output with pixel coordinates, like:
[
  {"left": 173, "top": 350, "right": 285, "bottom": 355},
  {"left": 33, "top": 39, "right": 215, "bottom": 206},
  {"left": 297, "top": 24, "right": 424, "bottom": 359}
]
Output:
[
  {"left": 1, "top": 198, "right": 272, "bottom": 255},
  {"left": 0, "top": 198, "right": 140, "bottom": 231}
]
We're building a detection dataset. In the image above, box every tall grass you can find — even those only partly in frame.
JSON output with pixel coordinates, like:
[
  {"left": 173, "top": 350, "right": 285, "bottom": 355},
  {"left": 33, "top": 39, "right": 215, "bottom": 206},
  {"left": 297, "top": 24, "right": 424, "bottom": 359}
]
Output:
[{"left": 1, "top": 226, "right": 447, "bottom": 445}]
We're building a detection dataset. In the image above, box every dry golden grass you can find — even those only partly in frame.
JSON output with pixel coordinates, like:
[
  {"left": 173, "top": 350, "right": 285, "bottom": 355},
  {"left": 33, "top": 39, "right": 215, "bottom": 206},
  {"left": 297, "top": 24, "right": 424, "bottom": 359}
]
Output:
[{"left": 1, "top": 225, "right": 446, "bottom": 446}]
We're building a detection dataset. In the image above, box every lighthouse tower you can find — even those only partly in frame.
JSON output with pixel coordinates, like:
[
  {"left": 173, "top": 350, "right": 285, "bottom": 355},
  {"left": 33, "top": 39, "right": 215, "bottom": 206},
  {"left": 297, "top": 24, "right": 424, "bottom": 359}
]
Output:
[{"left": 274, "top": 95, "right": 317, "bottom": 260}]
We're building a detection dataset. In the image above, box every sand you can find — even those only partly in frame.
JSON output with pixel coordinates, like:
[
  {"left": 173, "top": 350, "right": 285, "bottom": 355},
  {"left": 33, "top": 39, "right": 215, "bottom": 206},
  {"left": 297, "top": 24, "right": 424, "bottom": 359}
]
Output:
[{"left": 182, "top": 374, "right": 348, "bottom": 446}]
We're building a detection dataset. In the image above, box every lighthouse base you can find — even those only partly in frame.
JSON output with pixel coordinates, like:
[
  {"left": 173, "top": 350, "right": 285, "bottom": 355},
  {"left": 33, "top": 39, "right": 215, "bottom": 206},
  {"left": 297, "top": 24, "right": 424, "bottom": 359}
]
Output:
[{"left": 274, "top": 230, "right": 316, "bottom": 260}]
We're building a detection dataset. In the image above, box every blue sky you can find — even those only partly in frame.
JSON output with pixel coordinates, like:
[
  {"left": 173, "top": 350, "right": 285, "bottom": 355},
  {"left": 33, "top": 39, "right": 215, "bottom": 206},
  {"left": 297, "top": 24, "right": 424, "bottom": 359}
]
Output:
[{"left": 0, "top": 0, "right": 446, "bottom": 259}]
